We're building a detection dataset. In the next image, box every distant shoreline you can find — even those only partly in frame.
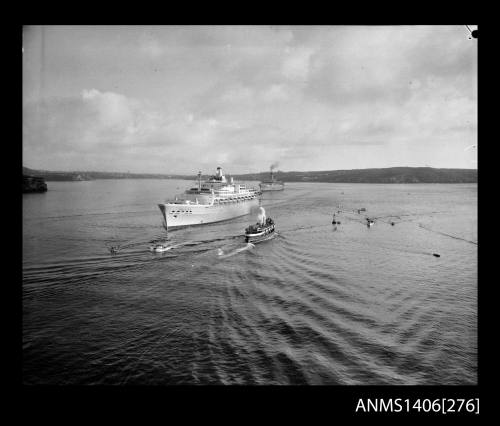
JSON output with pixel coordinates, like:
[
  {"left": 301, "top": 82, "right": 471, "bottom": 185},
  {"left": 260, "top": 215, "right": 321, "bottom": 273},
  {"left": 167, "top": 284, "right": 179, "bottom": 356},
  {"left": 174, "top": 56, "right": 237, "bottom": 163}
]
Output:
[{"left": 23, "top": 166, "right": 477, "bottom": 184}]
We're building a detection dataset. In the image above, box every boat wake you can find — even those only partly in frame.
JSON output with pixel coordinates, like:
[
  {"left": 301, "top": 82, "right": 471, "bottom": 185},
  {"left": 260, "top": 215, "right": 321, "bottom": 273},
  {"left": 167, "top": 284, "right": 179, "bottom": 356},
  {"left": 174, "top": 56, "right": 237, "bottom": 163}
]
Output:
[
  {"left": 250, "top": 231, "right": 278, "bottom": 244},
  {"left": 217, "top": 243, "right": 255, "bottom": 259},
  {"left": 418, "top": 223, "right": 477, "bottom": 246}
]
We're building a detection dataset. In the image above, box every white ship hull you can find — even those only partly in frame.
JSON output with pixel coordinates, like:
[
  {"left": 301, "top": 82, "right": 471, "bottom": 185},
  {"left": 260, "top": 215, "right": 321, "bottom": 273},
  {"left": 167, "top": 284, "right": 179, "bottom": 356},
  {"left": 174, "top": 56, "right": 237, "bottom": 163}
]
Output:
[{"left": 159, "top": 197, "right": 260, "bottom": 228}]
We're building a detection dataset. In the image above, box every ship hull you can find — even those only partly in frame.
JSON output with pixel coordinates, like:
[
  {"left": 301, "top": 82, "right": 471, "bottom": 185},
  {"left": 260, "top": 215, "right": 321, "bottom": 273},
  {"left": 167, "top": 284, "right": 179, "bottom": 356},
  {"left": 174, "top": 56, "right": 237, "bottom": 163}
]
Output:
[
  {"left": 159, "top": 197, "right": 260, "bottom": 228},
  {"left": 245, "top": 225, "right": 275, "bottom": 243},
  {"left": 259, "top": 182, "right": 284, "bottom": 191}
]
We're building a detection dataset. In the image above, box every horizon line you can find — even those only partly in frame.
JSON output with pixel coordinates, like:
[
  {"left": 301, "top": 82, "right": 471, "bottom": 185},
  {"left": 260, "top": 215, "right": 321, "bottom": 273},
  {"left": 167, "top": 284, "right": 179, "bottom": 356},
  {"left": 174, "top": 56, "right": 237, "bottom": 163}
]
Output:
[{"left": 23, "top": 165, "right": 478, "bottom": 175}]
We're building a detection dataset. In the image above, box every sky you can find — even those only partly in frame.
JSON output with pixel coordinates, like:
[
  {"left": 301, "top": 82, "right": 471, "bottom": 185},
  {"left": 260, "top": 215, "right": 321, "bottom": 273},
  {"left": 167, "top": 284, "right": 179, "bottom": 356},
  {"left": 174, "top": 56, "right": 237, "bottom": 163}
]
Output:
[{"left": 22, "top": 25, "right": 477, "bottom": 174}]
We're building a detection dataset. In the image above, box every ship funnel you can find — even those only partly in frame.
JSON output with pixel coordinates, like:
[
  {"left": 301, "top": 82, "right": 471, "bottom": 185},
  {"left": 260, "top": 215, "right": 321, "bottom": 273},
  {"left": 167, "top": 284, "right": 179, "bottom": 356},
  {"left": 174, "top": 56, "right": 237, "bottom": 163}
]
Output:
[
  {"left": 269, "top": 162, "right": 279, "bottom": 180},
  {"left": 216, "top": 166, "right": 223, "bottom": 178}
]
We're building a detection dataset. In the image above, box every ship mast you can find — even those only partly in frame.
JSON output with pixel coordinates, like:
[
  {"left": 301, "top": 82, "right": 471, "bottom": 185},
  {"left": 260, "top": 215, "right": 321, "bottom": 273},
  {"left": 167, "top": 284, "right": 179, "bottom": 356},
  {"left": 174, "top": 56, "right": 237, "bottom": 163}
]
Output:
[{"left": 198, "top": 171, "right": 202, "bottom": 191}]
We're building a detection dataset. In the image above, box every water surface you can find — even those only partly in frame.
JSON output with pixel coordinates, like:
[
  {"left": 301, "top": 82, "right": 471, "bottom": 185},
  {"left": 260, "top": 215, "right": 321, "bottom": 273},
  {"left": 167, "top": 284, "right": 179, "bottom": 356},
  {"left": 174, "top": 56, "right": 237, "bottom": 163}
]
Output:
[{"left": 23, "top": 180, "right": 477, "bottom": 385}]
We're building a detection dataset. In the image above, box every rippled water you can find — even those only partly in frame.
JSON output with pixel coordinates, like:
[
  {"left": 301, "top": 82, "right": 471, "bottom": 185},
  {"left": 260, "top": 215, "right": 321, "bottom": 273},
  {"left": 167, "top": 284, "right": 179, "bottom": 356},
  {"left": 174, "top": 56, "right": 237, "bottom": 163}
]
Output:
[{"left": 23, "top": 179, "right": 477, "bottom": 385}]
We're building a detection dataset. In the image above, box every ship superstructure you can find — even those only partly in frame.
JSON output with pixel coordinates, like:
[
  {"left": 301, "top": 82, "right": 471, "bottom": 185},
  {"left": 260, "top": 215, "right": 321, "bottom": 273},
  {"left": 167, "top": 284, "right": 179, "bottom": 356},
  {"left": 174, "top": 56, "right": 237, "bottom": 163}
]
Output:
[{"left": 158, "top": 166, "right": 260, "bottom": 228}]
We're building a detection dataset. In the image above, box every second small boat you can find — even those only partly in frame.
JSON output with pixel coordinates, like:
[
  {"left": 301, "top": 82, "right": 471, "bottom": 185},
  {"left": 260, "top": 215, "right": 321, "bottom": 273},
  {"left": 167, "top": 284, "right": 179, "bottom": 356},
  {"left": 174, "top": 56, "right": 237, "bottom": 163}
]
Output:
[{"left": 150, "top": 243, "right": 172, "bottom": 253}]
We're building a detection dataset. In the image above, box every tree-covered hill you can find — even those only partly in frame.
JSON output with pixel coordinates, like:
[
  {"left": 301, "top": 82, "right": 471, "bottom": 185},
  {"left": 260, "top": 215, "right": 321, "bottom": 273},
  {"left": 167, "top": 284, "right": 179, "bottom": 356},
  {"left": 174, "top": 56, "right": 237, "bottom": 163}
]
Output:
[{"left": 22, "top": 166, "right": 477, "bottom": 184}]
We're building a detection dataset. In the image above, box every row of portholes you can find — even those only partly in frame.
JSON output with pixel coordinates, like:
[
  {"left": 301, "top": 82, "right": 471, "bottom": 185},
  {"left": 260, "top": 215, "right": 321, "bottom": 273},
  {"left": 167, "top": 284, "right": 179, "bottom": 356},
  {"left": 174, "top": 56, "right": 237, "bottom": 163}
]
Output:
[{"left": 215, "top": 196, "right": 254, "bottom": 203}]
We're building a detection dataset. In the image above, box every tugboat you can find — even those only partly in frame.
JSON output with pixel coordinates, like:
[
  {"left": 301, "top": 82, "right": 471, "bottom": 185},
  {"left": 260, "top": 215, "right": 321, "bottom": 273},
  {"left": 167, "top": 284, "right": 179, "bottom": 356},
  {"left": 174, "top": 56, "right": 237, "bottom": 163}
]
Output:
[{"left": 245, "top": 217, "right": 276, "bottom": 243}]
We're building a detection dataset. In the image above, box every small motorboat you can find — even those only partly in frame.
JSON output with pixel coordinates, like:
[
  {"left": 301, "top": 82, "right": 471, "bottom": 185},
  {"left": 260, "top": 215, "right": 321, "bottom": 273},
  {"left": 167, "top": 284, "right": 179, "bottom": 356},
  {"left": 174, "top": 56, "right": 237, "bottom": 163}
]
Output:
[
  {"left": 150, "top": 243, "right": 172, "bottom": 253},
  {"left": 245, "top": 217, "right": 275, "bottom": 243}
]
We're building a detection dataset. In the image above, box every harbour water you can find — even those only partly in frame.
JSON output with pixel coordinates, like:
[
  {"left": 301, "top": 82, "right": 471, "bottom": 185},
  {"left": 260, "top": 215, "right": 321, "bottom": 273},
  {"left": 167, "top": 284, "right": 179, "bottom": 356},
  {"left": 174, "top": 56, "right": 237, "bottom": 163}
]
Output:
[{"left": 22, "top": 179, "right": 477, "bottom": 385}]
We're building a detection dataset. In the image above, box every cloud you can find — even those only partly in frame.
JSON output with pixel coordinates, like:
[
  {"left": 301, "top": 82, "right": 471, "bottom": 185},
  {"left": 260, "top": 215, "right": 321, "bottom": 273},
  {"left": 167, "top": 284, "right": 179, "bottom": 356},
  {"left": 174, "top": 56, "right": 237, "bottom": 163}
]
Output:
[
  {"left": 23, "top": 26, "right": 477, "bottom": 172},
  {"left": 281, "top": 47, "right": 315, "bottom": 81},
  {"left": 139, "top": 36, "right": 165, "bottom": 58},
  {"left": 261, "top": 84, "right": 289, "bottom": 102},
  {"left": 303, "top": 26, "right": 476, "bottom": 108},
  {"left": 81, "top": 89, "right": 136, "bottom": 129},
  {"left": 24, "top": 89, "right": 157, "bottom": 164},
  {"left": 23, "top": 87, "right": 252, "bottom": 172}
]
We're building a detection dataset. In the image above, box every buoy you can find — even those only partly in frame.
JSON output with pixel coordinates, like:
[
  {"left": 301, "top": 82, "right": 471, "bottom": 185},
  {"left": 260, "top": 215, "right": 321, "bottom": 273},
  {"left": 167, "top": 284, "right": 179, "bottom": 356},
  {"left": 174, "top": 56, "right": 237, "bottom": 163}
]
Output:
[
  {"left": 433, "top": 253, "right": 440, "bottom": 257},
  {"left": 391, "top": 222, "right": 395, "bottom": 226}
]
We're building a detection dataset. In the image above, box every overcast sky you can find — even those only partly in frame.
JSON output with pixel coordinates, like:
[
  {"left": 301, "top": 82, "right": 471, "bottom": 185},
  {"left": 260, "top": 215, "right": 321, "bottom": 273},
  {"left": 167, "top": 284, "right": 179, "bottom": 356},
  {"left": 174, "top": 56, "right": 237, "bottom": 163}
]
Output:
[{"left": 23, "top": 25, "right": 477, "bottom": 174}]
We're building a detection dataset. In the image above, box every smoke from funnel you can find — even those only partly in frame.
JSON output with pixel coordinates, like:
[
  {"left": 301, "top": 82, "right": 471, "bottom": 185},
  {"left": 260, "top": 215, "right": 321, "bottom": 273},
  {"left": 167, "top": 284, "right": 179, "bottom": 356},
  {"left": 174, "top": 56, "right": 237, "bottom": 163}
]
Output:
[
  {"left": 270, "top": 162, "right": 280, "bottom": 171},
  {"left": 257, "top": 206, "right": 266, "bottom": 225}
]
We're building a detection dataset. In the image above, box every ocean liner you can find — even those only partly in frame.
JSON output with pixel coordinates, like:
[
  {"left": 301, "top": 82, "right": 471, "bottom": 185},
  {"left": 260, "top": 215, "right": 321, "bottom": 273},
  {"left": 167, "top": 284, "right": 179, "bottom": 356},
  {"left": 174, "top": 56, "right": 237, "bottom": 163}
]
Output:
[
  {"left": 158, "top": 167, "right": 260, "bottom": 229},
  {"left": 259, "top": 167, "right": 284, "bottom": 191}
]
